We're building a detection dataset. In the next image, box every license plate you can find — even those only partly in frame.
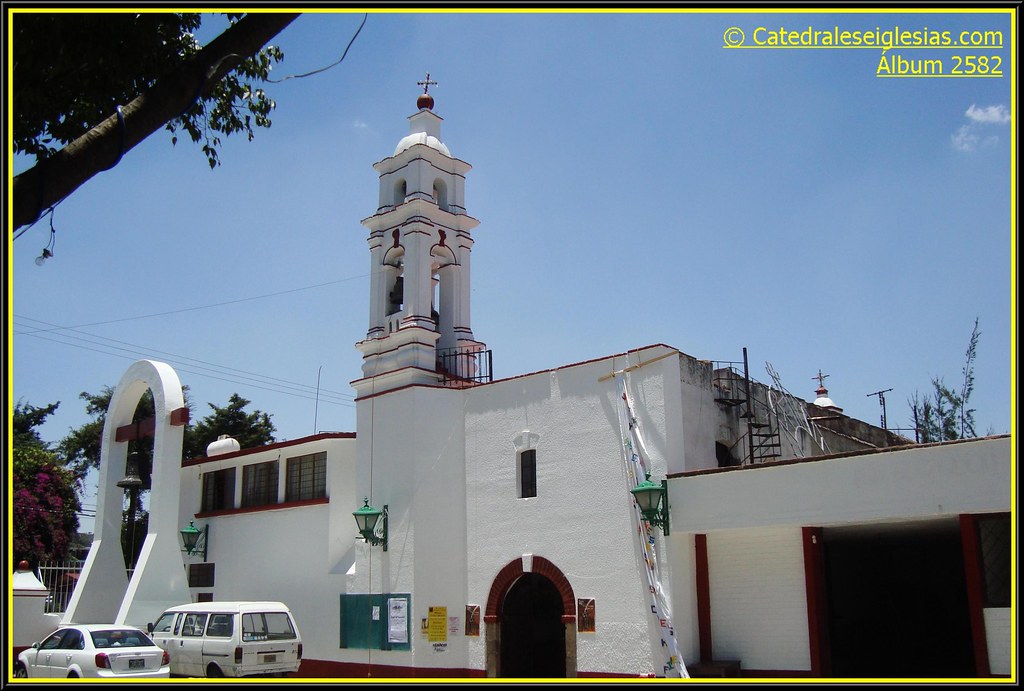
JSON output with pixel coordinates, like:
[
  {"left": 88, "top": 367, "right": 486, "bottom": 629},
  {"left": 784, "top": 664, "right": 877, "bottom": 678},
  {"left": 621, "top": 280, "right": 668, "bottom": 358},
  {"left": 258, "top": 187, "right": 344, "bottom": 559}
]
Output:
[
  {"left": 129, "top": 659, "right": 145, "bottom": 670},
  {"left": 263, "top": 654, "right": 277, "bottom": 663}
]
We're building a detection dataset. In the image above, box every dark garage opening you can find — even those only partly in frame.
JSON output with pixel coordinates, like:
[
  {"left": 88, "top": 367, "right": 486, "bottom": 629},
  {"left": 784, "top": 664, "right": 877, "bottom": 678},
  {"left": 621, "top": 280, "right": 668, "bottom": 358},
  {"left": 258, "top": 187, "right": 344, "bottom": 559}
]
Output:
[{"left": 823, "top": 520, "right": 975, "bottom": 678}]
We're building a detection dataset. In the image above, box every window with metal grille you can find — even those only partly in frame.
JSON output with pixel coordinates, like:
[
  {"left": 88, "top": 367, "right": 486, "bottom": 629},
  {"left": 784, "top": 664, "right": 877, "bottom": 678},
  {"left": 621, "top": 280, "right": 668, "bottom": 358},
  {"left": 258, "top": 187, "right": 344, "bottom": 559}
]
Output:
[
  {"left": 519, "top": 449, "right": 537, "bottom": 498},
  {"left": 188, "top": 563, "right": 215, "bottom": 588},
  {"left": 978, "top": 514, "right": 1010, "bottom": 607},
  {"left": 286, "top": 451, "right": 327, "bottom": 502},
  {"left": 201, "top": 467, "right": 236, "bottom": 512},
  {"left": 242, "top": 460, "right": 279, "bottom": 508}
]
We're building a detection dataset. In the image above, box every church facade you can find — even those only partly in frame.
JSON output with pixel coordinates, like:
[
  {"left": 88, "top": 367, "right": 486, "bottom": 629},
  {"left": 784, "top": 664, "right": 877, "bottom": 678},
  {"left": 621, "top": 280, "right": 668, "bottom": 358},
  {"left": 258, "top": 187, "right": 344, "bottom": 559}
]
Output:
[{"left": 45, "top": 90, "right": 1012, "bottom": 680}]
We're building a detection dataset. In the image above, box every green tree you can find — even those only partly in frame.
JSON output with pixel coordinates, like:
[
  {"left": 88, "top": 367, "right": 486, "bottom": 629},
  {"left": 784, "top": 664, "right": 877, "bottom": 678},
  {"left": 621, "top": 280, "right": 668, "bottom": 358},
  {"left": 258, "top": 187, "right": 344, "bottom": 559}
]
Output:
[
  {"left": 186, "top": 393, "right": 276, "bottom": 459},
  {"left": 908, "top": 318, "right": 981, "bottom": 443},
  {"left": 13, "top": 444, "right": 82, "bottom": 567},
  {"left": 12, "top": 399, "right": 61, "bottom": 451},
  {"left": 12, "top": 11, "right": 300, "bottom": 229}
]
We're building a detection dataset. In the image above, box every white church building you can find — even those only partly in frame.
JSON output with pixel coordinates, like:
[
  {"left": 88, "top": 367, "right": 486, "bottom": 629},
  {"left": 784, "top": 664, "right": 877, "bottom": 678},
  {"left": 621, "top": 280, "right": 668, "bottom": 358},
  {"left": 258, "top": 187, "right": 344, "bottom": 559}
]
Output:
[{"left": 40, "top": 89, "right": 1012, "bottom": 680}]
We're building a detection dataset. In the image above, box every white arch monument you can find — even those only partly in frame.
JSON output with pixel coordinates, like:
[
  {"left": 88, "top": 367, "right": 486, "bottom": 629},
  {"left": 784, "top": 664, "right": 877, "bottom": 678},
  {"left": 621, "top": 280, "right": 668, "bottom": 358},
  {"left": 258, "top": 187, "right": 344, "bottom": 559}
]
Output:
[{"left": 63, "top": 360, "right": 190, "bottom": 627}]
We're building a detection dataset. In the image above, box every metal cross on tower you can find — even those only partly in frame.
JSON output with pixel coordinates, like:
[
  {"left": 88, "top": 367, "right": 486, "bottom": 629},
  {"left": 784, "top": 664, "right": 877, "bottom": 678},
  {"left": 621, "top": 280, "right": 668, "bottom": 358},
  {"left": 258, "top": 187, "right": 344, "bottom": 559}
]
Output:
[
  {"left": 813, "top": 369, "right": 830, "bottom": 389},
  {"left": 417, "top": 72, "right": 438, "bottom": 94}
]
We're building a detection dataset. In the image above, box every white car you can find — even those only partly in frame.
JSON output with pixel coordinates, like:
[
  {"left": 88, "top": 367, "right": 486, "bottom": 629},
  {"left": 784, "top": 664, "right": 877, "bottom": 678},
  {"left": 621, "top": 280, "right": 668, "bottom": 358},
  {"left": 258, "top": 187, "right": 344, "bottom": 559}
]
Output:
[{"left": 15, "top": 624, "right": 170, "bottom": 678}]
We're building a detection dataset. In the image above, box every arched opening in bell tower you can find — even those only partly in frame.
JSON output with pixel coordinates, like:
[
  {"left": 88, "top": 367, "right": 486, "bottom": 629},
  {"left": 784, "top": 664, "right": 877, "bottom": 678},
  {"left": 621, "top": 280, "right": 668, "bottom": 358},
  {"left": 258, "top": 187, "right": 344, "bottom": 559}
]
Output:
[
  {"left": 393, "top": 179, "right": 407, "bottom": 207},
  {"left": 432, "top": 177, "right": 449, "bottom": 211}
]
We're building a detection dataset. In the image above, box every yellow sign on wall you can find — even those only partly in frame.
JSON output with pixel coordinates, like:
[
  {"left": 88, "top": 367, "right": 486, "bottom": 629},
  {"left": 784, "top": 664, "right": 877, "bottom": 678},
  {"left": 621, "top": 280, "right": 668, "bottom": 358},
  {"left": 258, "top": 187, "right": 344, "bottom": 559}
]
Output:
[{"left": 427, "top": 606, "right": 447, "bottom": 642}]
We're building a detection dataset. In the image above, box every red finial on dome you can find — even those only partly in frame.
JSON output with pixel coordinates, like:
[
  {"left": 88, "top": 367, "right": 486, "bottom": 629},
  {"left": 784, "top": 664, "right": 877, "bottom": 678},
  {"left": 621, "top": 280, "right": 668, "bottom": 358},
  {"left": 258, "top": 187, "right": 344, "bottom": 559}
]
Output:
[
  {"left": 18, "top": 560, "right": 30, "bottom": 571},
  {"left": 417, "top": 72, "right": 437, "bottom": 110}
]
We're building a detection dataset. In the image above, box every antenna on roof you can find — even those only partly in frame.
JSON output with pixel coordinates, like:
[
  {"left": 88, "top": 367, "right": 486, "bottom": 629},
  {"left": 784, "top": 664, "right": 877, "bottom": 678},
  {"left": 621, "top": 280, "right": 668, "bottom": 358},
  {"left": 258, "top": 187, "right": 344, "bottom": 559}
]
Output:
[{"left": 867, "top": 388, "right": 893, "bottom": 430}]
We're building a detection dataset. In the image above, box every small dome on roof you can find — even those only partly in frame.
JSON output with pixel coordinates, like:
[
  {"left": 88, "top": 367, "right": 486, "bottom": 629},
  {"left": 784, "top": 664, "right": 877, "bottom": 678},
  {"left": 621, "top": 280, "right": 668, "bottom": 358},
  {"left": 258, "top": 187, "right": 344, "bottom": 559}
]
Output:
[{"left": 394, "top": 132, "right": 450, "bottom": 157}]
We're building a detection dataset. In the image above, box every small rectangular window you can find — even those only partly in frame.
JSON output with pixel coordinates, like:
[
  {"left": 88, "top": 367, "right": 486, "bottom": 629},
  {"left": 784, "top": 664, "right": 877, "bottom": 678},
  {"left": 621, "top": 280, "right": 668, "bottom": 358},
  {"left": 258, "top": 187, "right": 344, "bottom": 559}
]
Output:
[
  {"left": 242, "top": 460, "right": 279, "bottom": 508},
  {"left": 188, "top": 563, "right": 215, "bottom": 588},
  {"left": 519, "top": 449, "right": 537, "bottom": 498},
  {"left": 286, "top": 452, "right": 327, "bottom": 502},
  {"left": 202, "top": 467, "right": 235, "bottom": 512}
]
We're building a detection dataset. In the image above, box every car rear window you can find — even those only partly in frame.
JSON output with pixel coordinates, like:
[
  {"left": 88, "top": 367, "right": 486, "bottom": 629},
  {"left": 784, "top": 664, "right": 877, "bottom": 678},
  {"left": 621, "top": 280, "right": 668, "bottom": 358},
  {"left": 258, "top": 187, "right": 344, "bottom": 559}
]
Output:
[
  {"left": 91, "top": 630, "right": 154, "bottom": 648},
  {"left": 241, "top": 612, "right": 296, "bottom": 641}
]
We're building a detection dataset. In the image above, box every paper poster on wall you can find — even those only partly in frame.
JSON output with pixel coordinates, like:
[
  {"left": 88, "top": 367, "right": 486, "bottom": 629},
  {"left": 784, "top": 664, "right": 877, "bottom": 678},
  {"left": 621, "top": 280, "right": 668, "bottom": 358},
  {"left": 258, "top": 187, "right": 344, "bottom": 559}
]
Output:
[
  {"left": 427, "top": 606, "right": 447, "bottom": 642},
  {"left": 448, "top": 616, "right": 460, "bottom": 636},
  {"left": 372, "top": 605, "right": 380, "bottom": 621},
  {"left": 388, "top": 598, "right": 408, "bottom": 644}
]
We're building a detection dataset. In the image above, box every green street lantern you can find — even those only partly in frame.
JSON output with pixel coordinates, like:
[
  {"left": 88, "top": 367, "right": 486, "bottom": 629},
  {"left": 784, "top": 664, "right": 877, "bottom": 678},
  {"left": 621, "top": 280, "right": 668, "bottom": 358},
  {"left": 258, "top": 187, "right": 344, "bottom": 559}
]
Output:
[
  {"left": 180, "top": 520, "right": 209, "bottom": 561},
  {"left": 630, "top": 472, "right": 670, "bottom": 535},
  {"left": 353, "top": 498, "right": 388, "bottom": 551}
]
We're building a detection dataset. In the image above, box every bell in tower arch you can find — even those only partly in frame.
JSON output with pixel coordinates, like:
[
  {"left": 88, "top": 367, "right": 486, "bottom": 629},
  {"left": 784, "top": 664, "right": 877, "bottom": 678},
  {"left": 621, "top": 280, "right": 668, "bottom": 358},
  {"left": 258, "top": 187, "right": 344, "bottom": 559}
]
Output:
[{"left": 387, "top": 275, "right": 404, "bottom": 316}]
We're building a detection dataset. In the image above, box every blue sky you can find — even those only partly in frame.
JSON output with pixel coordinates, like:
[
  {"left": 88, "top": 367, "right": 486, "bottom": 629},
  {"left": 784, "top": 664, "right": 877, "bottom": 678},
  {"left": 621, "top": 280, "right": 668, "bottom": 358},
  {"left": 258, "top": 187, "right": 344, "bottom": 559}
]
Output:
[{"left": 9, "top": 9, "right": 1016, "bottom": 528}]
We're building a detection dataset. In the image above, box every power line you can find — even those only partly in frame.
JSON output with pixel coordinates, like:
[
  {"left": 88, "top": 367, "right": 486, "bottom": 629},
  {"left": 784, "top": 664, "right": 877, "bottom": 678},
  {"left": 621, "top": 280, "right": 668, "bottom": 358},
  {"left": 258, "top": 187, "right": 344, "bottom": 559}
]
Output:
[
  {"left": 15, "top": 273, "right": 368, "bottom": 332},
  {"left": 14, "top": 320, "right": 355, "bottom": 409},
  {"left": 14, "top": 314, "right": 355, "bottom": 401}
]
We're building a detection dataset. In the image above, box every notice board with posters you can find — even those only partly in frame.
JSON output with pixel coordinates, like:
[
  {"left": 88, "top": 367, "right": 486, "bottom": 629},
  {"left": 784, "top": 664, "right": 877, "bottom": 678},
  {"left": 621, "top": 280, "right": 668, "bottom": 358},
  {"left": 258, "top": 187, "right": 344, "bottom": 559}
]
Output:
[{"left": 339, "top": 593, "right": 411, "bottom": 651}]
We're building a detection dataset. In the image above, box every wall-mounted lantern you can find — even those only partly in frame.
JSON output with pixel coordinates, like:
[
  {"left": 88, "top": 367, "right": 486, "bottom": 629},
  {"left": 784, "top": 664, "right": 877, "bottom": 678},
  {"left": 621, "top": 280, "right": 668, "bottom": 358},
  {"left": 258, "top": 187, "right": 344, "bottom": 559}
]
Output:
[
  {"left": 630, "top": 472, "right": 670, "bottom": 535},
  {"left": 353, "top": 498, "right": 388, "bottom": 551},
  {"left": 180, "top": 520, "right": 209, "bottom": 561}
]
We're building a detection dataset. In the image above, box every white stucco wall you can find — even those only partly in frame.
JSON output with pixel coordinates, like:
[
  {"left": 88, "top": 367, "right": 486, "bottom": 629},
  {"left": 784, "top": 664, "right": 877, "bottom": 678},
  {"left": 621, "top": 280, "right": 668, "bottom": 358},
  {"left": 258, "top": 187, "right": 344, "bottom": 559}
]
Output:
[
  {"left": 670, "top": 436, "right": 1012, "bottom": 532},
  {"left": 351, "top": 386, "right": 470, "bottom": 670},
  {"left": 176, "top": 435, "right": 356, "bottom": 666},
  {"left": 706, "top": 527, "right": 811, "bottom": 672},
  {"left": 983, "top": 607, "right": 1011, "bottom": 675},
  {"left": 464, "top": 346, "right": 683, "bottom": 676}
]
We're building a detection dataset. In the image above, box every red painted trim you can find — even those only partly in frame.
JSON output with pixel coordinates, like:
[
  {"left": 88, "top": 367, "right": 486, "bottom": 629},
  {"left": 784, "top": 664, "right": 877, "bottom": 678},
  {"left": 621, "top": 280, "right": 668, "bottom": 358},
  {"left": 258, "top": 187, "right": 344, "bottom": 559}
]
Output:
[
  {"left": 195, "top": 496, "right": 328, "bottom": 519},
  {"left": 115, "top": 417, "right": 155, "bottom": 442},
  {"left": 801, "top": 527, "right": 830, "bottom": 677},
  {"left": 737, "top": 669, "right": 817, "bottom": 677},
  {"left": 694, "top": 534, "right": 712, "bottom": 662},
  {"left": 355, "top": 335, "right": 442, "bottom": 360},
  {"left": 170, "top": 406, "right": 189, "bottom": 426},
  {"left": 484, "top": 556, "right": 576, "bottom": 623},
  {"left": 182, "top": 432, "right": 354, "bottom": 467},
  {"left": 959, "top": 514, "right": 991, "bottom": 677},
  {"left": 296, "top": 659, "right": 484, "bottom": 678}
]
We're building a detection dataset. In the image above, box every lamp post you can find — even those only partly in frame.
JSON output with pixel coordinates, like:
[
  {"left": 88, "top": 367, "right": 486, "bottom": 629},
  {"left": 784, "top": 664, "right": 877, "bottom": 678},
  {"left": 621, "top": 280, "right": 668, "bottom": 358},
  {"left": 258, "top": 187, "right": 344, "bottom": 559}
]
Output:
[
  {"left": 353, "top": 498, "right": 388, "bottom": 551},
  {"left": 180, "top": 520, "right": 209, "bottom": 561},
  {"left": 630, "top": 472, "right": 670, "bottom": 535}
]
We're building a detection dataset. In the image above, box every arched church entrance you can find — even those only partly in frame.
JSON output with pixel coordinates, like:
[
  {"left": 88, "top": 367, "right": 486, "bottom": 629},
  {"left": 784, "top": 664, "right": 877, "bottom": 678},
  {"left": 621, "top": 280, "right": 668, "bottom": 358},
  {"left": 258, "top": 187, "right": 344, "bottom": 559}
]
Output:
[
  {"left": 484, "top": 556, "right": 577, "bottom": 678},
  {"left": 502, "top": 573, "right": 565, "bottom": 677}
]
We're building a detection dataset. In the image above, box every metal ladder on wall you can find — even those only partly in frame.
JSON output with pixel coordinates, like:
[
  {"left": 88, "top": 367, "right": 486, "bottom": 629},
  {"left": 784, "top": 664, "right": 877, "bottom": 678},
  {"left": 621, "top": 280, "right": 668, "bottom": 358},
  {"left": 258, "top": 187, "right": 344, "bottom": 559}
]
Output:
[{"left": 713, "top": 347, "right": 781, "bottom": 465}]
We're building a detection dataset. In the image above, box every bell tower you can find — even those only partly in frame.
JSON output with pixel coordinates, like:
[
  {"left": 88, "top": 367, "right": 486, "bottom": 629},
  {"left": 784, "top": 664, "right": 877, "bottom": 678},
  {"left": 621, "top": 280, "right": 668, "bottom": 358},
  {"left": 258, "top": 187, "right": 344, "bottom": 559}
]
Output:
[{"left": 354, "top": 78, "right": 486, "bottom": 396}]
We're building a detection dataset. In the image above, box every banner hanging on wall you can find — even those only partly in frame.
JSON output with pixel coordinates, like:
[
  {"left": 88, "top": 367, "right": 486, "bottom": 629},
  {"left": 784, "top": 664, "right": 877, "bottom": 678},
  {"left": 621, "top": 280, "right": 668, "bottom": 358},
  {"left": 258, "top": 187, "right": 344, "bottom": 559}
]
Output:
[{"left": 618, "top": 376, "right": 688, "bottom": 678}]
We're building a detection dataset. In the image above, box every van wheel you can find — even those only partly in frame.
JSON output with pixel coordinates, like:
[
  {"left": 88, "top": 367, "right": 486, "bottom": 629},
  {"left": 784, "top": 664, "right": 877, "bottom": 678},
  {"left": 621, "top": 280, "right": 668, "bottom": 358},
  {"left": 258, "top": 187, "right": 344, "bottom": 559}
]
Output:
[
  {"left": 206, "top": 663, "right": 224, "bottom": 678},
  {"left": 14, "top": 664, "right": 27, "bottom": 678},
  {"left": 67, "top": 671, "right": 79, "bottom": 678}
]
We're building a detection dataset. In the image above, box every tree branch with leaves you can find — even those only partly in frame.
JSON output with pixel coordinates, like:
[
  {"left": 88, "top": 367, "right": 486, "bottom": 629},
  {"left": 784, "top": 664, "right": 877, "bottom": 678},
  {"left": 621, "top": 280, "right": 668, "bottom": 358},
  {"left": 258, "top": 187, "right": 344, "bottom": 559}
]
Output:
[{"left": 12, "top": 12, "right": 299, "bottom": 230}]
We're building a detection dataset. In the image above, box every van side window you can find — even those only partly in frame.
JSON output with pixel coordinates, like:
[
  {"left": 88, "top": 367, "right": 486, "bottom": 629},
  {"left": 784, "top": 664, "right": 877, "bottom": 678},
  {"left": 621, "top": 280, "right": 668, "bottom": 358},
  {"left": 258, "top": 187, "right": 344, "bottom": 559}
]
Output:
[
  {"left": 206, "top": 614, "right": 234, "bottom": 638},
  {"left": 152, "top": 613, "right": 177, "bottom": 634},
  {"left": 181, "top": 613, "right": 208, "bottom": 637},
  {"left": 242, "top": 612, "right": 296, "bottom": 641},
  {"left": 173, "top": 613, "right": 183, "bottom": 635}
]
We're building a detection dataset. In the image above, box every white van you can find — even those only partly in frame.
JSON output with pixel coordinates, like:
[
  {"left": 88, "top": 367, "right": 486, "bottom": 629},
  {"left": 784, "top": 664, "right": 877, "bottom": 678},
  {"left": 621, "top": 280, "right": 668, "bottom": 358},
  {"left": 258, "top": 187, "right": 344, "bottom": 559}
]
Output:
[{"left": 148, "top": 602, "right": 302, "bottom": 678}]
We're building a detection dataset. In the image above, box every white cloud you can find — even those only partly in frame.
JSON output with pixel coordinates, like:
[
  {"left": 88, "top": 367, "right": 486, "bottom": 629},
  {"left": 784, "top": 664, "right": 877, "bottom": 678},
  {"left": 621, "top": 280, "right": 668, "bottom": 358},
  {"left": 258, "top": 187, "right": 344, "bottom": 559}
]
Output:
[
  {"left": 353, "top": 120, "right": 369, "bottom": 129},
  {"left": 951, "top": 124, "right": 979, "bottom": 152},
  {"left": 952, "top": 104, "right": 1009, "bottom": 152},
  {"left": 965, "top": 104, "right": 1010, "bottom": 125}
]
